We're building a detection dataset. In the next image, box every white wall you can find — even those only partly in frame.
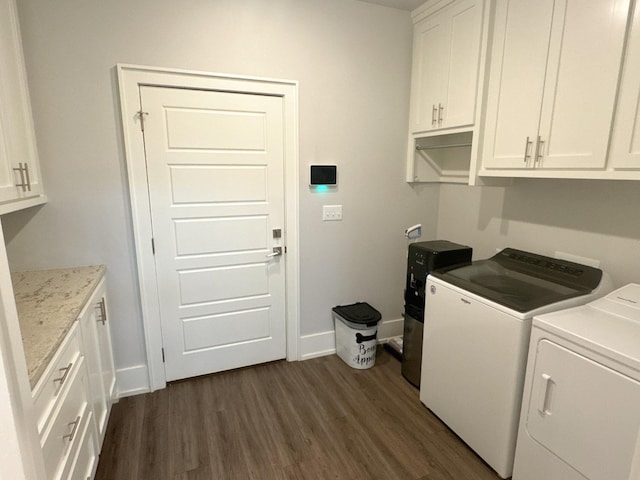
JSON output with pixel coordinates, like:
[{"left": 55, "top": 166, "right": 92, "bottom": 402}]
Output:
[
  {"left": 2, "top": 0, "right": 439, "bottom": 379},
  {"left": 437, "top": 179, "right": 640, "bottom": 287}
]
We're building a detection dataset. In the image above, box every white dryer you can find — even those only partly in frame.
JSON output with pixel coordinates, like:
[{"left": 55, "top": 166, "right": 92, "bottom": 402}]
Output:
[{"left": 513, "top": 284, "right": 640, "bottom": 480}]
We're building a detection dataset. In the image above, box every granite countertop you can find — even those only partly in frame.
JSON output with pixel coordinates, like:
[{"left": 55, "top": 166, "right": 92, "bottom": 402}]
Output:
[{"left": 12, "top": 265, "right": 106, "bottom": 389}]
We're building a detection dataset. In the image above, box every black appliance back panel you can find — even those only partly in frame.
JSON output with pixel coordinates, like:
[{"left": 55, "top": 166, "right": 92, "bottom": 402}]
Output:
[{"left": 404, "top": 240, "right": 472, "bottom": 318}]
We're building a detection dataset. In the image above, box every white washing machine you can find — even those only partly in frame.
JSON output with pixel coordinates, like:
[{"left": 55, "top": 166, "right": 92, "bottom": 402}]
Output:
[
  {"left": 420, "top": 248, "right": 612, "bottom": 479},
  {"left": 513, "top": 284, "right": 640, "bottom": 480}
]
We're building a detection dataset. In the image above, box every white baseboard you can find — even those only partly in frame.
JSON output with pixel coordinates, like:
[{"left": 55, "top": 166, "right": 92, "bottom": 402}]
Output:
[
  {"left": 117, "top": 317, "right": 406, "bottom": 394},
  {"left": 116, "top": 364, "right": 150, "bottom": 398},
  {"left": 299, "top": 317, "right": 404, "bottom": 361},
  {"left": 377, "top": 317, "right": 404, "bottom": 341},
  {"left": 299, "top": 330, "right": 336, "bottom": 360}
]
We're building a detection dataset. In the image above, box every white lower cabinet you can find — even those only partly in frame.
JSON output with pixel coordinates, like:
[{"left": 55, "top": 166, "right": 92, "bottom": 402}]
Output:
[
  {"left": 40, "top": 353, "right": 90, "bottom": 480},
  {"left": 78, "top": 278, "right": 116, "bottom": 447},
  {"left": 32, "top": 279, "right": 116, "bottom": 480}
]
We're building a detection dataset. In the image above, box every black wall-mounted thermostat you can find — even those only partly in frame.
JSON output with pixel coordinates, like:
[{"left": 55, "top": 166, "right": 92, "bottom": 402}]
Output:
[{"left": 309, "top": 165, "right": 337, "bottom": 186}]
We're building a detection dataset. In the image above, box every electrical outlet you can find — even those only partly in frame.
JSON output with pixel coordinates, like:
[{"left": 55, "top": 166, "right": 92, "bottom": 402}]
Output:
[{"left": 322, "top": 205, "right": 343, "bottom": 221}]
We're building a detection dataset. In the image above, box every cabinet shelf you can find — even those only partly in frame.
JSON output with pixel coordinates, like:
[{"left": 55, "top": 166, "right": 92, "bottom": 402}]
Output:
[{"left": 408, "top": 131, "right": 473, "bottom": 183}]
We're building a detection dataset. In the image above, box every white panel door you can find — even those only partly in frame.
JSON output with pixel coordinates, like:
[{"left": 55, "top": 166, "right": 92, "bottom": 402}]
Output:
[
  {"left": 537, "top": 0, "right": 629, "bottom": 169},
  {"left": 482, "top": 0, "right": 555, "bottom": 169},
  {"left": 140, "top": 86, "right": 286, "bottom": 382},
  {"left": 526, "top": 340, "right": 640, "bottom": 480}
]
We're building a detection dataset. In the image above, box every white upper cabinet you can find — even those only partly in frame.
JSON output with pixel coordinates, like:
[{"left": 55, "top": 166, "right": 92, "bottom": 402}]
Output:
[
  {"left": 609, "top": 1, "right": 640, "bottom": 171},
  {"left": 409, "top": 0, "right": 482, "bottom": 134},
  {"left": 481, "top": 0, "right": 631, "bottom": 174},
  {"left": 0, "top": 0, "right": 45, "bottom": 213}
]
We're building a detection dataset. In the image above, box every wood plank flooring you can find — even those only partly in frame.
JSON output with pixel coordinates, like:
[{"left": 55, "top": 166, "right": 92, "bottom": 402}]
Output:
[{"left": 95, "top": 350, "right": 501, "bottom": 480}]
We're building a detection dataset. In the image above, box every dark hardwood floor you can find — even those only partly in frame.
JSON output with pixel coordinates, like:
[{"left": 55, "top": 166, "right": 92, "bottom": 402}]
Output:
[{"left": 95, "top": 350, "right": 501, "bottom": 480}]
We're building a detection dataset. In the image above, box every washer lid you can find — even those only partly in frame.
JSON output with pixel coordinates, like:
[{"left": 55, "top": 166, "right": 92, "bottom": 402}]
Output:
[{"left": 433, "top": 248, "right": 603, "bottom": 313}]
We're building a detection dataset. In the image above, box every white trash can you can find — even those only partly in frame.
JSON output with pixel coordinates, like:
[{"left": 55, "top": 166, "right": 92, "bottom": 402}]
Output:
[{"left": 332, "top": 302, "right": 381, "bottom": 369}]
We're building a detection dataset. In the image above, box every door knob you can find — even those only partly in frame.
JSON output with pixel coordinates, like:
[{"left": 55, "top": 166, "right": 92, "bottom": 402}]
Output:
[{"left": 266, "top": 246, "right": 283, "bottom": 258}]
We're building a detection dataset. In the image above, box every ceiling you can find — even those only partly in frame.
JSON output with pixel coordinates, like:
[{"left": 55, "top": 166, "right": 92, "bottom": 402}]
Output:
[{"left": 358, "top": 0, "right": 425, "bottom": 11}]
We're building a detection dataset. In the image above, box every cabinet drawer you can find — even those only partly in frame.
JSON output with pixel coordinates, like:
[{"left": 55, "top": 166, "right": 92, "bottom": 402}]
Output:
[
  {"left": 33, "top": 323, "right": 82, "bottom": 435},
  {"left": 41, "top": 356, "right": 89, "bottom": 480}
]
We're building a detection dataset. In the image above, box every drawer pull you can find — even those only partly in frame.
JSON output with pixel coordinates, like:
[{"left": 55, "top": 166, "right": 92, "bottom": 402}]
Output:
[
  {"left": 53, "top": 363, "right": 73, "bottom": 386},
  {"left": 63, "top": 416, "right": 81, "bottom": 442}
]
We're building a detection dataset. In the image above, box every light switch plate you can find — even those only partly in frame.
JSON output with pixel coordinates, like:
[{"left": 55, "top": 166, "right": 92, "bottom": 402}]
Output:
[{"left": 322, "top": 205, "right": 343, "bottom": 221}]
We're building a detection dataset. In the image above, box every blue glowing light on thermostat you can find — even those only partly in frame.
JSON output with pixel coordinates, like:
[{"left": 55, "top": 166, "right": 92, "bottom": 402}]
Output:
[{"left": 314, "top": 185, "right": 329, "bottom": 193}]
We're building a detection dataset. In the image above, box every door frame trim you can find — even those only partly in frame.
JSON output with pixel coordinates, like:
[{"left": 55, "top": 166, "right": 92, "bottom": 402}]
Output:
[{"left": 117, "top": 64, "right": 300, "bottom": 391}]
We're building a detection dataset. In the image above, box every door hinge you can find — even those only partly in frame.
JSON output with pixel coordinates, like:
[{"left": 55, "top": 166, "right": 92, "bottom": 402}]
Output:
[
  {"left": 151, "top": 238, "right": 155, "bottom": 255},
  {"left": 137, "top": 110, "right": 149, "bottom": 132},
  {"left": 161, "top": 348, "right": 165, "bottom": 363},
  {"left": 284, "top": 246, "right": 287, "bottom": 254}
]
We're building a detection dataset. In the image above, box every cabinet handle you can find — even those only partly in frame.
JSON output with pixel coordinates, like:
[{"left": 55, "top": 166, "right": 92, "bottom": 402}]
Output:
[
  {"left": 96, "top": 298, "right": 107, "bottom": 325},
  {"left": 534, "top": 135, "right": 545, "bottom": 165},
  {"left": 523, "top": 136, "right": 533, "bottom": 163},
  {"left": 63, "top": 415, "right": 81, "bottom": 442},
  {"left": 12, "top": 163, "right": 28, "bottom": 192},
  {"left": 432, "top": 104, "right": 437, "bottom": 126},
  {"left": 23, "top": 163, "right": 31, "bottom": 191},
  {"left": 53, "top": 362, "right": 73, "bottom": 386},
  {"left": 536, "top": 137, "right": 545, "bottom": 165},
  {"left": 438, "top": 103, "right": 444, "bottom": 124}
]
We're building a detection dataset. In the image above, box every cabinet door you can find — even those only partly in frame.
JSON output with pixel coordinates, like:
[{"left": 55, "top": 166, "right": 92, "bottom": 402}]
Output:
[
  {"left": 536, "top": 0, "right": 630, "bottom": 170},
  {"left": 410, "top": 12, "right": 448, "bottom": 133},
  {"left": 79, "top": 298, "right": 108, "bottom": 445},
  {"left": 78, "top": 280, "right": 116, "bottom": 448},
  {"left": 609, "top": 1, "right": 640, "bottom": 170},
  {"left": 95, "top": 288, "right": 116, "bottom": 409},
  {"left": 0, "top": 0, "right": 44, "bottom": 203},
  {"left": 526, "top": 340, "right": 640, "bottom": 480},
  {"left": 65, "top": 414, "right": 98, "bottom": 480},
  {"left": 440, "top": 0, "right": 482, "bottom": 129},
  {"left": 481, "top": 0, "right": 555, "bottom": 169}
]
